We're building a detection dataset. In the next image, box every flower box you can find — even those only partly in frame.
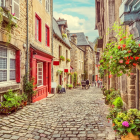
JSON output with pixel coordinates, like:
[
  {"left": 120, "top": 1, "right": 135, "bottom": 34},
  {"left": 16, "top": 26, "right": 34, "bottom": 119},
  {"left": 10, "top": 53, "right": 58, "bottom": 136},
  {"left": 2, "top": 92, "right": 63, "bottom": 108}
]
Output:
[
  {"left": 53, "top": 61, "right": 59, "bottom": 66},
  {"left": 121, "top": 133, "right": 139, "bottom": 140},
  {"left": 0, "top": 106, "right": 17, "bottom": 115}
]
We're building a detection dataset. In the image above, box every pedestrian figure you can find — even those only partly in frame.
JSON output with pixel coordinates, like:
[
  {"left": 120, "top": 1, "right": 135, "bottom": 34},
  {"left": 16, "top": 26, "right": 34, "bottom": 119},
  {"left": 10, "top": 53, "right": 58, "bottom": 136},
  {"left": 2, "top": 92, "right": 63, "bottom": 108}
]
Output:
[
  {"left": 95, "top": 81, "right": 96, "bottom": 87},
  {"left": 97, "top": 80, "right": 99, "bottom": 88}
]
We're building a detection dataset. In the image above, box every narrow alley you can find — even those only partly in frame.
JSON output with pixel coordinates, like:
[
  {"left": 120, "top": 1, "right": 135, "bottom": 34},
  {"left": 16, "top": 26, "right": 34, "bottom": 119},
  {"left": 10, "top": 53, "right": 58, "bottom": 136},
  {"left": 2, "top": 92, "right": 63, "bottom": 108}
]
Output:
[{"left": 0, "top": 87, "right": 117, "bottom": 140}]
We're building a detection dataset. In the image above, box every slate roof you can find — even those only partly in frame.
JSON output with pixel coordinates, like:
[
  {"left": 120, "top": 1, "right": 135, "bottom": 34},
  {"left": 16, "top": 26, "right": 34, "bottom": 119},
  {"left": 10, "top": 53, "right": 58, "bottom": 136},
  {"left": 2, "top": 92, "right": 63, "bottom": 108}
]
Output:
[
  {"left": 88, "top": 41, "right": 94, "bottom": 51},
  {"left": 70, "top": 32, "right": 94, "bottom": 50},
  {"left": 53, "top": 18, "right": 71, "bottom": 48}
]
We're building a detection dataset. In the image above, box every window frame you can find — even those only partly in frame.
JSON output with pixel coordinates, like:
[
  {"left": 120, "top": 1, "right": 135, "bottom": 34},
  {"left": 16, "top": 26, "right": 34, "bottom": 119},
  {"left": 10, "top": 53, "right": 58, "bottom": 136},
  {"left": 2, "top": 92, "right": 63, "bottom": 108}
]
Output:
[
  {"left": 45, "top": 0, "right": 50, "bottom": 13},
  {"left": 45, "top": 24, "right": 50, "bottom": 47},
  {"left": 35, "top": 13, "right": 42, "bottom": 42},
  {"left": 37, "top": 62, "right": 43, "bottom": 87},
  {"left": 0, "top": 0, "right": 5, "bottom": 7},
  {"left": 0, "top": 46, "right": 16, "bottom": 83}
]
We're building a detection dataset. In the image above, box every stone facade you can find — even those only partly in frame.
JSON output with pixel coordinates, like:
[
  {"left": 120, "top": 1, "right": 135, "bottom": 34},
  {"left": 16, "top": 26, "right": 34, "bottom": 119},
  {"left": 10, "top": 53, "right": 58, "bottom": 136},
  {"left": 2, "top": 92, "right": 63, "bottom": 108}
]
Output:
[
  {"left": 95, "top": 0, "right": 138, "bottom": 109},
  {"left": 70, "top": 36, "right": 85, "bottom": 83},
  {"left": 53, "top": 18, "right": 71, "bottom": 91},
  {"left": 0, "top": 0, "right": 32, "bottom": 101}
]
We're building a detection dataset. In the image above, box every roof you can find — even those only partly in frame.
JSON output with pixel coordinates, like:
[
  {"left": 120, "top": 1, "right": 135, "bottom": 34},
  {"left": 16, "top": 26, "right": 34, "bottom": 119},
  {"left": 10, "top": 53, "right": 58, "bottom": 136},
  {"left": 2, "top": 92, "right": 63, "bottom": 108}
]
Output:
[
  {"left": 70, "top": 32, "right": 94, "bottom": 50},
  {"left": 88, "top": 41, "right": 94, "bottom": 51},
  {"left": 53, "top": 18, "right": 71, "bottom": 48},
  {"left": 57, "top": 20, "right": 68, "bottom": 27}
]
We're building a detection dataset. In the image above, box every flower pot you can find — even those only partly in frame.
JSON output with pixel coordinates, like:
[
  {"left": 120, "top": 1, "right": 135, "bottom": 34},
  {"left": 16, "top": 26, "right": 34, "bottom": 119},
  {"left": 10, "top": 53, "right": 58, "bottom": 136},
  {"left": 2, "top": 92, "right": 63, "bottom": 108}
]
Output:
[
  {"left": 69, "top": 87, "right": 72, "bottom": 89},
  {"left": 24, "top": 101, "right": 27, "bottom": 106},
  {"left": 0, "top": 106, "right": 16, "bottom": 115},
  {"left": 121, "top": 133, "right": 139, "bottom": 140}
]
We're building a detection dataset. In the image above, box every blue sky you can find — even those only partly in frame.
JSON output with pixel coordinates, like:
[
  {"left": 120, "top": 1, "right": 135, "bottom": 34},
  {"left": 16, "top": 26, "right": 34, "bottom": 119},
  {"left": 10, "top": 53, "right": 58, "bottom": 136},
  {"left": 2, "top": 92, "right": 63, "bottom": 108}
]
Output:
[{"left": 53, "top": 0, "right": 99, "bottom": 42}]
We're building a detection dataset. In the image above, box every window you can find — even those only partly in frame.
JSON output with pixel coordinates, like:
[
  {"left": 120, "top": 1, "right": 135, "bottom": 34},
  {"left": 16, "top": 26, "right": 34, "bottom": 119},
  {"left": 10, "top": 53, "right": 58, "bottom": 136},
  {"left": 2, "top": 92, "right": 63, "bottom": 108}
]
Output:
[
  {"left": 35, "top": 14, "right": 41, "bottom": 42},
  {"left": 45, "top": 24, "right": 50, "bottom": 46},
  {"left": 0, "top": 0, "right": 5, "bottom": 6},
  {"left": 66, "top": 50, "right": 68, "bottom": 59},
  {"left": 39, "top": 0, "right": 42, "bottom": 3},
  {"left": 45, "top": 0, "right": 50, "bottom": 13},
  {"left": 37, "top": 62, "right": 43, "bottom": 86},
  {"left": 0, "top": 47, "right": 16, "bottom": 82},
  {"left": 59, "top": 46, "right": 62, "bottom": 58},
  {"left": 11, "top": 0, "right": 20, "bottom": 19}
]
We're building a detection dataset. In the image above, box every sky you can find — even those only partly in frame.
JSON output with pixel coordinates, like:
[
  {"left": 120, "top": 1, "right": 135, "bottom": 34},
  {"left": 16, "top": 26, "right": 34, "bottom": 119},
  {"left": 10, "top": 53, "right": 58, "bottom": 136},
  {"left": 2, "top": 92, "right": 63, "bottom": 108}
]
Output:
[{"left": 53, "top": 0, "right": 99, "bottom": 42}]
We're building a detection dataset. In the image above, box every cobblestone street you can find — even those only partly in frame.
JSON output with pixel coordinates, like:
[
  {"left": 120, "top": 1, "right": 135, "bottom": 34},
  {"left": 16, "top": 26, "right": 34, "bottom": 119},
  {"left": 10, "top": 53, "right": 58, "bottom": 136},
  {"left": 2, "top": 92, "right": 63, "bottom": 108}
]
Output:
[{"left": 0, "top": 87, "right": 117, "bottom": 140}]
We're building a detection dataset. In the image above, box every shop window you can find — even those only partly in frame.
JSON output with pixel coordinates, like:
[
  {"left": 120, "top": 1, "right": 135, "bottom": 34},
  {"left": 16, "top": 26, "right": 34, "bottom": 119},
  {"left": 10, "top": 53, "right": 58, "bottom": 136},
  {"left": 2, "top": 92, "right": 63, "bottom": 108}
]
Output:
[
  {"left": 35, "top": 14, "right": 42, "bottom": 42},
  {"left": 45, "top": 24, "right": 50, "bottom": 47},
  {"left": 0, "top": 46, "right": 17, "bottom": 82},
  {"left": 37, "top": 62, "right": 43, "bottom": 86}
]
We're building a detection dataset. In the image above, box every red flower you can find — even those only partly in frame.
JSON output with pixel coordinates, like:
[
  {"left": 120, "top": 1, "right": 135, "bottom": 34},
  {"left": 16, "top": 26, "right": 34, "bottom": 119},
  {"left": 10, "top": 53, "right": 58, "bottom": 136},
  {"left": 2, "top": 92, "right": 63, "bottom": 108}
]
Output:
[
  {"left": 120, "top": 38, "right": 122, "bottom": 41},
  {"left": 109, "top": 75, "right": 112, "bottom": 78},
  {"left": 118, "top": 45, "right": 121, "bottom": 49},
  {"left": 130, "top": 56, "right": 133, "bottom": 60},
  {"left": 128, "top": 50, "right": 131, "bottom": 53},
  {"left": 123, "top": 44, "right": 126, "bottom": 48},
  {"left": 133, "top": 63, "right": 137, "bottom": 67},
  {"left": 135, "top": 56, "right": 139, "bottom": 60},
  {"left": 119, "top": 29, "right": 121, "bottom": 31},
  {"left": 139, "top": 44, "right": 140, "bottom": 47},
  {"left": 123, "top": 37, "right": 126, "bottom": 39},
  {"left": 119, "top": 60, "right": 123, "bottom": 63},
  {"left": 126, "top": 61, "right": 129, "bottom": 64},
  {"left": 130, "top": 73, "right": 134, "bottom": 75}
]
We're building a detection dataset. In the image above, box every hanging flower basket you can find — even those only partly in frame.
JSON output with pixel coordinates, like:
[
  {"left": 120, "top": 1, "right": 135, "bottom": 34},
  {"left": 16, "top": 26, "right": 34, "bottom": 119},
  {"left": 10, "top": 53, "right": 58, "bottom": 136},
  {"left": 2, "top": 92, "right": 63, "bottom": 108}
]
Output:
[
  {"left": 57, "top": 70, "right": 62, "bottom": 75},
  {"left": 60, "top": 56, "right": 65, "bottom": 61},
  {"left": 66, "top": 58, "right": 71, "bottom": 62}
]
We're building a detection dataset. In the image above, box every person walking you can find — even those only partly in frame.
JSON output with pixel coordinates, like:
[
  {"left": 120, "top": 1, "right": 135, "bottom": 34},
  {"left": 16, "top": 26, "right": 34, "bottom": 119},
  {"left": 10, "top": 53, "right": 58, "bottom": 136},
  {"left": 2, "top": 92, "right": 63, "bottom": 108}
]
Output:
[{"left": 94, "top": 81, "right": 96, "bottom": 87}]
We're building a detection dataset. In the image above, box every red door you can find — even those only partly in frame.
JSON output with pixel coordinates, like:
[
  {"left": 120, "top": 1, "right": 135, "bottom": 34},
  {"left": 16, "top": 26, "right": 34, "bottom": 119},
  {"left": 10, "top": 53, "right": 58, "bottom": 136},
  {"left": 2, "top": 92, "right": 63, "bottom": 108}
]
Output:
[{"left": 59, "top": 75, "right": 62, "bottom": 85}]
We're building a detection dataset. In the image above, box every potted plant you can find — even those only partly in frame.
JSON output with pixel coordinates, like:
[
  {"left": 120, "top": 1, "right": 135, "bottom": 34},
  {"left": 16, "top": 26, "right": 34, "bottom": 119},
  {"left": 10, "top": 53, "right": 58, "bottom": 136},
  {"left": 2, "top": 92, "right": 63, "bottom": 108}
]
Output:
[
  {"left": 62, "top": 33, "right": 67, "bottom": 38},
  {"left": 60, "top": 56, "right": 65, "bottom": 61},
  {"left": 69, "top": 84, "right": 73, "bottom": 89},
  {"left": 66, "top": 58, "right": 71, "bottom": 62},
  {"left": 113, "top": 109, "right": 140, "bottom": 139},
  {"left": 66, "top": 84, "right": 69, "bottom": 89},
  {"left": 57, "top": 70, "right": 62, "bottom": 75},
  {"left": 113, "top": 97, "right": 123, "bottom": 109},
  {"left": 68, "top": 73, "right": 72, "bottom": 76},
  {"left": 22, "top": 93, "right": 28, "bottom": 106},
  {"left": 58, "top": 85, "right": 62, "bottom": 93}
]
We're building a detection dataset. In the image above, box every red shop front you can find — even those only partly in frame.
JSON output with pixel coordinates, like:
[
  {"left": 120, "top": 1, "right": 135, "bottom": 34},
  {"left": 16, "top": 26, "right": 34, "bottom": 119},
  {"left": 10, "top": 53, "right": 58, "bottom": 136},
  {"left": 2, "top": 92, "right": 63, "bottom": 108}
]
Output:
[{"left": 30, "top": 46, "right": 53, "bottom": 103}]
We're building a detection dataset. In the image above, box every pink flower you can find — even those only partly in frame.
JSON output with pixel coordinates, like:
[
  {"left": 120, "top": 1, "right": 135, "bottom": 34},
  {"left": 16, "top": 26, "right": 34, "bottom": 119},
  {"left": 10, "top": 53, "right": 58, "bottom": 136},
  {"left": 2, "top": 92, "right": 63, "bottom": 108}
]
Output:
[
  {"left": 109, "top": 75, "right": 112, "bottom": 78},
  {"left": 11, "top": 13, "right": 15, "bottom": 16},
  {"left": 119, "top": 60, "right": 123, "bottom": 63},
  {"left": 122, "top": 121, "right": 129, "bottom": 127},
  {"left": 110, "top": 56, "right": 113, "bottom": 59},
  {"left": 130, "top": 73, "right": 134, "bottom": 75}
]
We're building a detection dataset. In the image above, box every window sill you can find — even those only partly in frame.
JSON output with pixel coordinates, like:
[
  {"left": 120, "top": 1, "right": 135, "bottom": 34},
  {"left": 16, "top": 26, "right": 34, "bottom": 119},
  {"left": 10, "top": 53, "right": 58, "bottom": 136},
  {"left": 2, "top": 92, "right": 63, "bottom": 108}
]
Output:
[
  {"left": 35, "top": 39, "right": 42, "bottom": 44},
  {"left": 3, "top": 11, "right": 17, "bottom": 25},
  {"left": 0, "top": 81, "right": 20, "bottom": 94}
]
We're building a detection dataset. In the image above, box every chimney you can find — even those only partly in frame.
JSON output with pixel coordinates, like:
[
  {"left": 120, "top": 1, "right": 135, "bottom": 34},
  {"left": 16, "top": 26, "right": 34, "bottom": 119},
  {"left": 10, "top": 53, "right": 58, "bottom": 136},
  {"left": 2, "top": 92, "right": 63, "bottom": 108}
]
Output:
[
  {"left": 86, "top": 36, "right": 88, "bottom": 41},
  {"left": 71, "top": 34, "right": 77, "bottom": 45},
  {"left": 67, "top": 30, "right": 70, "bottom": 38}
]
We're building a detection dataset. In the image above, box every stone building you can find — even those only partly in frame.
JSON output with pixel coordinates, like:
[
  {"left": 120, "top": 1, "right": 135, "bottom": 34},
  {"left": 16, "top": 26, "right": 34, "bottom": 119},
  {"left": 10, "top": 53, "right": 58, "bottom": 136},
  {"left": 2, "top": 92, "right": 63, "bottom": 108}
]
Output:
[
  {"left": 0, "top": 0, "right": 30, "bottom": 101},
  {"left": 69, "top": 34, "right": 85, "bottom": 83},
  {"left": 95, "top": 0, "right": 140, "bottom": 109},
  {"left": 53, "top": 18, "right": 71, "bottom": 91},
  {"left": 29, "top": 0, "right": 53, "bottom": 103},
  {"left": 69, "top": 32, "right": 95, "bottom": 84}
]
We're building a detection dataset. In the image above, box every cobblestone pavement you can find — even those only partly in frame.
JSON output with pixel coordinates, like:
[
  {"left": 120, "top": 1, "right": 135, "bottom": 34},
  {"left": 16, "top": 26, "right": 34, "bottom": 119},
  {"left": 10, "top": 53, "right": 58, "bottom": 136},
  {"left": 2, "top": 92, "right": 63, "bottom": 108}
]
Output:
[{"left": 0, "top": 86, "right": 118, "bottom": 140}]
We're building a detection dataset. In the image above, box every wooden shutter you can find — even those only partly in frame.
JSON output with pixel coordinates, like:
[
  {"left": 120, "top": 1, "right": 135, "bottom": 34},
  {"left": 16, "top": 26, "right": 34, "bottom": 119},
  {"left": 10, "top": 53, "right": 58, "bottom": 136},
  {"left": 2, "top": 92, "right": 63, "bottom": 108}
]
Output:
[
  {"left": 35, "top": 16, "right": 37, "bottom": 40},
  {"left": 12, "top": 0, "right": 20, "bottom": 19},
  {"left": 16, "top": 50, "right": 20, "bottom": 83},
  {"left": 47, "top": 26, "right": 50, "bottom": 46}
]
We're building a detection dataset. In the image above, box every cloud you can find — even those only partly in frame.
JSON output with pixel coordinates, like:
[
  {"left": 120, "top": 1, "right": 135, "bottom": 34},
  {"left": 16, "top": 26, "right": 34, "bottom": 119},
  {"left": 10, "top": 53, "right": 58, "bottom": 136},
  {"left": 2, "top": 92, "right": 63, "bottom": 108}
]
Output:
[
  {"left": 53, "top": 11, "right": 99, "bottom": 42},
  {"left": 72, "top": 0, "right": 91, "bottom": 4}
]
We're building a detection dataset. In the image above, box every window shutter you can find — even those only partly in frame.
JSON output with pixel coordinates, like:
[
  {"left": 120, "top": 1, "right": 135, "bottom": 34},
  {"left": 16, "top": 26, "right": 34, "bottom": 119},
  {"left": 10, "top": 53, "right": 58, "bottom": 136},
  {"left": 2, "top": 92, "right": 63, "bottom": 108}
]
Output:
[
  {"left": 39, "top": 19, "right": 42, "bottom": 42},
  {"left": 13, "top": 0, "right": 20, "bottom": 19},
  {"left": 47, "top": 27, "right": 50, "bottom": 46},
  {"left": 16, "top": 50, "right": 20, "bottom": 83},
  {"left": 35, "top": 17, "right": 37, "bottom": 40}
]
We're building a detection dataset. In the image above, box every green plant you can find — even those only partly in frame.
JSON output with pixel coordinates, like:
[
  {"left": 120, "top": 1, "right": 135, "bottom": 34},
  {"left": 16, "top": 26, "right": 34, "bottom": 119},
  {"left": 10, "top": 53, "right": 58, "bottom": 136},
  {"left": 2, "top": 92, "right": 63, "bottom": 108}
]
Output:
[
  {"left": 58, "top": 85, "right": 62, "bottom": 90},
  {"left": 113, "top": 97, "right": 123, "bottom": 109},
  {"left": 66, "top": 58, "right": 71, "bottom": 62},
  {"left": 69, "top": 84, "right": 73, "bottom": 88},
  {"left": 57, "top": 70, "right": 62, "bottom": 75},
  {"left": 107, "top": 107, "right": 122, "bottom": 123},
  {"left": 100, "top": 22, "right": 140, "bottom": 77},
  {"left": 23, "top": 73, "right": 36, "bottom": 104},
  {"left": 62, "top": 33, "right": 67, "bottom": 38},
  {"left": 68, "top": 73, "right": 72, "bottom": 76},
  {"left": 60, "top": 56, "right": 65, "bottom": 61},
  {"left": 22, "top": 93, "right": 28, "bottom": 101},
  {"left": 66, "top": 84, "right": 69, "bottom": 88},
  {"left": 113, "top": 109, "right": 140, "bottom": 137},
  {"left": 99, "top": 66, "right": 104, "bottom": 79},
  {"left": 74, "top": 72, "right": 78, "bottom": 87}
]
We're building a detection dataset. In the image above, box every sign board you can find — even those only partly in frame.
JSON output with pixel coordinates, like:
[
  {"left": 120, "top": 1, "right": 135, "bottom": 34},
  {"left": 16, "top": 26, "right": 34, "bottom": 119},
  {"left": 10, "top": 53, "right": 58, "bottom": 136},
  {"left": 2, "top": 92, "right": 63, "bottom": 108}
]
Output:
[{"left": 51, "top": 82, "right": 57, "bottom": 88}]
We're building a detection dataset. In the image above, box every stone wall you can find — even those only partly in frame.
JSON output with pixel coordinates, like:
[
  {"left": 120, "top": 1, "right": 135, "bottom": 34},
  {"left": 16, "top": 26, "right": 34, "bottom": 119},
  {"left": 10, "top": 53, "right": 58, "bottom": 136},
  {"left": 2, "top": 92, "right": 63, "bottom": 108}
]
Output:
[
  {"left": 53, "top": 37, "right": 70, "bottom": 91},
  {"left": 0, "top": 0, "right": 33, "bottom": 101},
  {"left": 70, "top": 41, "right": 84, "bottom": 83}
]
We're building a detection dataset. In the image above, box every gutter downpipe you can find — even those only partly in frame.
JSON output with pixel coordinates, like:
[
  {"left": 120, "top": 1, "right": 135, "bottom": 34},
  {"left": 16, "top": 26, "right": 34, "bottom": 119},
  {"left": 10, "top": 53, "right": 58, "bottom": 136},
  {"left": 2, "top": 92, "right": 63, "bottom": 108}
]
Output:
[
  {"left": 26, "top": 0, "right": 29, "bottom": 79},
  {"left": 137, "top": 69, "right": 139, "bottom": 110}
]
